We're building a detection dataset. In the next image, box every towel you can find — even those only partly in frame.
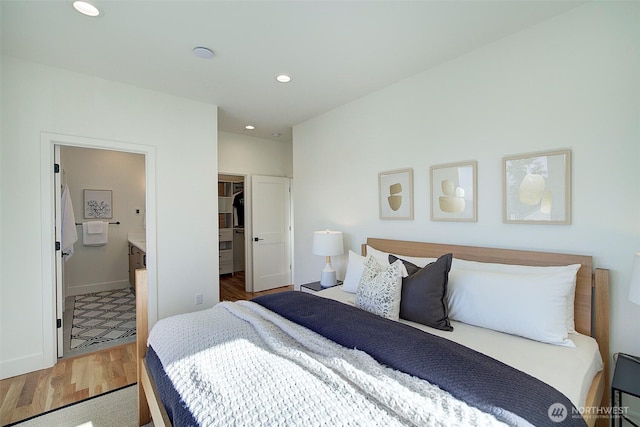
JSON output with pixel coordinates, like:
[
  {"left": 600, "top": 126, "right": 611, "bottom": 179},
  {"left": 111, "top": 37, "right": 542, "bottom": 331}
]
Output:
[
  {"left": 83, "top": 221, "right": 108, "bottom": 246},
  {"left": 61, "top": 184, "right": 78, "bottom": 260},
  {"left": 87, "top": 221, "right": 104, "bottom": 234}
]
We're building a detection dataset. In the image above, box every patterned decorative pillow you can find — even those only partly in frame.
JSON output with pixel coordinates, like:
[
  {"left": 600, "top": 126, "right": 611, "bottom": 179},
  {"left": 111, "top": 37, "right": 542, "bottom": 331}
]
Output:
[{"left": 355, "top": 256, "right": 403, "bottom": 320}]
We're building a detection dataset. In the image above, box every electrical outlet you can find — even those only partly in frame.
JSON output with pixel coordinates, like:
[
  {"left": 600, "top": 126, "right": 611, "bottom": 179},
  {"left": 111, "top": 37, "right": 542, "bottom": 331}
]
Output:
[{"left": 195, "top": 293, "right": 203, "bottom": 305}]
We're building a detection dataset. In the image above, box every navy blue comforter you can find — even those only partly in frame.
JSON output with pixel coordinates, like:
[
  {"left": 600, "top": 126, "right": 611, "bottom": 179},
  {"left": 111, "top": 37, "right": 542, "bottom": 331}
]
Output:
[{"left": 253, "top": 291, "right": 585, "bottom": 427}]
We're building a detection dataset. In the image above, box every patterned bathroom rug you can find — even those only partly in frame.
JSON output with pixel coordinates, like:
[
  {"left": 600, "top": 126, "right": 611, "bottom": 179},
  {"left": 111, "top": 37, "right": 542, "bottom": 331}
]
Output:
[{"left": 71, "top": 288, "right": 136, "bottom": 350}]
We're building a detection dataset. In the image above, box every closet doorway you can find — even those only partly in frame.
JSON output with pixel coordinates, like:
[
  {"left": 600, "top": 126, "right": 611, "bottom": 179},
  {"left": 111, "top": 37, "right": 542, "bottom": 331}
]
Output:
[
  {"left": 217, "top": 173, "right": 292, "bottom": 296},
  {"left": 218, "top": 174, "right": 247, "bottom": 296}
]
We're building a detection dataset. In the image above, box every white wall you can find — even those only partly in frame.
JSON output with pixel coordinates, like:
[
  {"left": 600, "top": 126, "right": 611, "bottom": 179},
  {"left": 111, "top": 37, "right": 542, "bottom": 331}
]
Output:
[
  {"left": 61, "top": 147, "right": 145, "bottom": 295},
  {"left": 0, "top": 56, "right": 219, "bottom": 378},
  {"left": 218, "top": 131, "right": 292, "bottom": 178},
  {"left": 218, "top": 131, "right": 293, "bottom": 289},
  {"left": 293, "top": 0, "right": 640, "bottom": 370}
]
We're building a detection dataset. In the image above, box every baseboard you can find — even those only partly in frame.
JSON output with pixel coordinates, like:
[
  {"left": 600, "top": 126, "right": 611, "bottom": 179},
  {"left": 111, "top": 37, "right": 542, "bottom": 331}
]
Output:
[
  {"left": 66, "top": 280, "right": 131, "bottom": 297},
  {"left": 0, "top": 351, "right": 49, "bottom": 380}
]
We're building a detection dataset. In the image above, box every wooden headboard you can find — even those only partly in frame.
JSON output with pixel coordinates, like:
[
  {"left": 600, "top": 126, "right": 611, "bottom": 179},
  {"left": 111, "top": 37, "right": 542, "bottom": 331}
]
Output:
[{"left": 363, "top": 237, "right": 610, "bottom": 425}]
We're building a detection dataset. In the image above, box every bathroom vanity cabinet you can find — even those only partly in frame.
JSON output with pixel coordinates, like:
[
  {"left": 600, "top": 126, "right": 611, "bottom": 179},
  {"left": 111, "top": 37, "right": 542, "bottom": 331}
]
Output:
[{"left": 128, "top": 243, "right": 146, "bottom": 291}]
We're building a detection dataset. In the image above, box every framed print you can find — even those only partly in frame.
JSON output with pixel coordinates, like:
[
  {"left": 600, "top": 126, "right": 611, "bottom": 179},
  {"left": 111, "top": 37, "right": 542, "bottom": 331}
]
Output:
[
  {"left": 379, "top": 168, "right": 413, "bottom": 220},
  {"left": 503, "top": 149, "right": 571, "bottom": 224},
  {"left": 84, "top": 189, "right": 113, "bottom": 219},
  {"left": 430, "top": 161, "right": 477, "bottom": 222}
]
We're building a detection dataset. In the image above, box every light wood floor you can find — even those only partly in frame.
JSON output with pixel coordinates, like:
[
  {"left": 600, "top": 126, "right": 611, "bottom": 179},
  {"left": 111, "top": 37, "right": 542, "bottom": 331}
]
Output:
[
  {"left": 219, "top": 271, "right": 293, "bottom": 302},
  {"left": 0, "top": 342, "right": 137, "bottom": 426},
  {"left": 0, "top": 271, "right": 292, "bottom": 425}
]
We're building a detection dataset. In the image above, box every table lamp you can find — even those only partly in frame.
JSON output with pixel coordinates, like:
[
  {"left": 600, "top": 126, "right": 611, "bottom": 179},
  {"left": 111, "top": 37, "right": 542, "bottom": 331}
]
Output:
[{"left": 313, "top": 230, "right": 344, "bottom": 288}]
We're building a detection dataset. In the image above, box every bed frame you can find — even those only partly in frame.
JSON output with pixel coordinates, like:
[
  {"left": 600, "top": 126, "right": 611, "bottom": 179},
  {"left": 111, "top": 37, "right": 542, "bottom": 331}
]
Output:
[{"left": 135, "top": 238, "right": 610, "bottom": 427}]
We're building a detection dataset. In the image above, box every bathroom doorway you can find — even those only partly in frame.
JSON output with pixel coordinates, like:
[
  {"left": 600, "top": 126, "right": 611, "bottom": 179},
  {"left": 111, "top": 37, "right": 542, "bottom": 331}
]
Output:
[
  {"left": 41, "top": 132, "right": 157, "bottom": 370},
  {"left": 54, "top": 144, "right": 146, "bottom": 359}
]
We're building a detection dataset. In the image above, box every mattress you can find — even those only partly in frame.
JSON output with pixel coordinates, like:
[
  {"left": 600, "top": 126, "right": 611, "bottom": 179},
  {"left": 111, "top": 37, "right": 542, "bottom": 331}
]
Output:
[{"left": 318, "top": 285, "right": 603, "bottom": 408}]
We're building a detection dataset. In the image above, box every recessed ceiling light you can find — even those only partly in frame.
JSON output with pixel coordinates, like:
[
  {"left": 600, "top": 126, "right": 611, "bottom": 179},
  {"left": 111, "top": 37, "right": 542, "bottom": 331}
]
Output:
[
  {"left": 272, "top": 133, "right": 281, "bottom": 138},
  {"left": 276, "top": 74, "right": 291, "bottom": 83},
  {"left": 73, "top": 1, "right": 100, "bottom": 17},
  {"left": 245, "top": 125, "right": 255, "bottom": 130},
  {"left": 193, "top": 46, "right": 214, "bottom": 59}
]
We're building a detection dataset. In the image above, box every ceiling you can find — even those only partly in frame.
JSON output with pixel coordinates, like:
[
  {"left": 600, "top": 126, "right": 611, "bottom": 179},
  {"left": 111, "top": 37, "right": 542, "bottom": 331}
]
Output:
[{"left": 1, "top": 0, "right": 583, "bottom": 142}]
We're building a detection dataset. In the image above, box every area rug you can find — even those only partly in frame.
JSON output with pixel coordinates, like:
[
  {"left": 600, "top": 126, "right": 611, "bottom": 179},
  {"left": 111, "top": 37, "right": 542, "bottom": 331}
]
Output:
[
  {"left": 71, "top": 288, "right": 136, "bottom": 350},
  {"left": 8, "top": 384, "right": 153, "bottom": 427}
]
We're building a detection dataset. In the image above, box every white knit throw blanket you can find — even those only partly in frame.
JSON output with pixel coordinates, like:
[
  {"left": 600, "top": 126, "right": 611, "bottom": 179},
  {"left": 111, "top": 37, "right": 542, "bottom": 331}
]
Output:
[{"left": 148, "top": 301, "right": 508, "bottom": 427}]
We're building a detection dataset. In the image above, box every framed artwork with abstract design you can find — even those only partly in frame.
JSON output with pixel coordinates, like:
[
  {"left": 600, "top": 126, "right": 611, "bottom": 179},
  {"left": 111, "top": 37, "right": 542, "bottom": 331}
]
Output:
[
  {"left": 379, "top": 168, "right": 413, "bottom": 220},
  {"left": 503, "top": 149, "right": 571, "bottom": 224},
  {"left": 84, "top": 189, "right": 113, "bottom": 219},
  {"left": 430, "top": 161, "right": 477, "bottom": 222}
]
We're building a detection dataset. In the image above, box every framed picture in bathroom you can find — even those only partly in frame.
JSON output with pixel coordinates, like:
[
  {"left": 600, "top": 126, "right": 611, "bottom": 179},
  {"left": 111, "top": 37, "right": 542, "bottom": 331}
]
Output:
[
  {"left": 430, "top": 161, "right": 477, "bottom": 222},
  {"left": 503, "top": 149, "right": 571, "bottom": 224},
  {"left": 84, "top": 189, "right": 113, "bottom": 219},
  {"left": 379, "top": 168, "right": 413, "bottom": 220}
]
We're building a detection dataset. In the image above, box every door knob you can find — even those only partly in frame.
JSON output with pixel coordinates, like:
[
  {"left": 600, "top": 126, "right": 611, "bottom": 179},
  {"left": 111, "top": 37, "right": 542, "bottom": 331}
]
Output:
[{"left": 254, "top": 237, "right": 264, "bottom": 242}]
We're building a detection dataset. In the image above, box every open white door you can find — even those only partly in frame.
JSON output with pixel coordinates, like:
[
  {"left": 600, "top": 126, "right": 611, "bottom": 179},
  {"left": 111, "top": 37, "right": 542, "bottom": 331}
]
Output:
[
  {"left": 251, "top": 175, "right": 291, "bottom": 292},
  {"left": 54, "top": 145, "right": 64, "bottom": 358}
]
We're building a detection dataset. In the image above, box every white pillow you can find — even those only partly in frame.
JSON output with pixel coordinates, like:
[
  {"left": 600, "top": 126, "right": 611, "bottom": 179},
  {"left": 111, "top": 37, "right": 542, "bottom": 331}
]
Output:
[
  {"left": 342, "top": 250, "right": 366, "bottom": 293},
  {"left": 343, "top": 248, "right": 413, "bottom": 294},
  {"left": 452, "top": 259, "right": 580, "bottom": 333},
  {"left": 355, "top": 256, "right": 403, "bottom": 320},
  {"left": 447, "top": 266, "right": 580, "bottom": 347},
  {"left": 364, "top": 245, "right": 418, "bottom": 277},
  {"left": 392, "top": 254, "right": 437, "bottom": 268},
  {"left": 365, "top": 245, "right": 391, "bottom": 265}
]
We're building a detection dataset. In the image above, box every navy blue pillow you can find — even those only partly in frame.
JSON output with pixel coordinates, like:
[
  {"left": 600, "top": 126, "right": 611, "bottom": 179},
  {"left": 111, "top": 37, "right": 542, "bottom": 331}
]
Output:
[{"left": 389, "top": 253, "right": 453, "bottom": 331}]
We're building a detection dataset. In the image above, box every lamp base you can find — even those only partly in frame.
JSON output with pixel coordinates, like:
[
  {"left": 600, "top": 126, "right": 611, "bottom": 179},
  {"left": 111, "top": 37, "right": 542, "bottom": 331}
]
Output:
[{"left": 320, "top": 268, "right": 337, "bottom": 288}]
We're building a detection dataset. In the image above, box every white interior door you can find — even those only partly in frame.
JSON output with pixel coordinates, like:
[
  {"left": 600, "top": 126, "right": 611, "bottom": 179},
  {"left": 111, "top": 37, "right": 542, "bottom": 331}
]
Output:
[
  {"left": 251, "top": 175, "right": 291, "bottom": 292},
  {"left": 54, "top": 145, "right": 64, "bottom": 358}
]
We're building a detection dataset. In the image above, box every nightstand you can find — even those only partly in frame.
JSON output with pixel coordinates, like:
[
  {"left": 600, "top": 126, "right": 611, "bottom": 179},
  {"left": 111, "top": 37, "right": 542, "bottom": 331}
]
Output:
[
  {"left": 300, "top": 280, "right": 342, "bottom": 294},
  {"left": 611, "top": 353, "right": 640, "bottom": 427}
]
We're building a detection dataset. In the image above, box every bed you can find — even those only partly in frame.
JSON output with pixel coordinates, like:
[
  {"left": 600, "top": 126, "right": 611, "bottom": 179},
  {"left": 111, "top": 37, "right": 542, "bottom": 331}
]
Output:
[{"left": 135, "top": 238, "right": 610, "bottom": 427}]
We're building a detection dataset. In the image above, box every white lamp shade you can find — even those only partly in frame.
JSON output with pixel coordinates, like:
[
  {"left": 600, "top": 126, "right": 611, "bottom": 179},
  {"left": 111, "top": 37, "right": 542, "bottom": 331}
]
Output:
[
  {"left": 630, "top": 252, "right": 640, "bottom": 305},
  {"left": 312, "top": 230, "right": 344, "bottom": 257}
]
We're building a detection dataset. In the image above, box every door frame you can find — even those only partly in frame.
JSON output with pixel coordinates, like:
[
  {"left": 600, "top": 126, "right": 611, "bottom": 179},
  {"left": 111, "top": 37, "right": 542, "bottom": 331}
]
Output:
[
  {"left": 217, "top": 173, "right": 294, "bottom": 293},
  {"left": 40, "top": 132, "right": 157, "bottom": 366},
  {"left": 54, "top": 145, "right": 63, "bottom": 357}
]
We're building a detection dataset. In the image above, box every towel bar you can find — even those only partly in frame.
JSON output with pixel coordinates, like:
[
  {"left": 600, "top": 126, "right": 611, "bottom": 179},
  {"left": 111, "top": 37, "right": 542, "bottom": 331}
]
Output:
[{"left": 75, "top": 221, "right": 120, "bottom": 225}]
